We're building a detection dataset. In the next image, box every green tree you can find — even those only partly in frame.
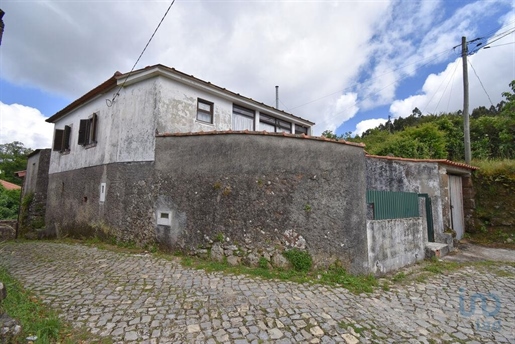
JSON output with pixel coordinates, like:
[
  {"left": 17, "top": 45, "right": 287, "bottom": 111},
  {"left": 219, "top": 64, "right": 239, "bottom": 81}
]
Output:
[
  {"left": 0, "top": 185, "right": 21, "bottom": 219},
  {"left": 0, "top": 141, "right": 32, "bottom": 185},
  {"left": 369, "top": 123, "right": 447, "bottom": 159}
]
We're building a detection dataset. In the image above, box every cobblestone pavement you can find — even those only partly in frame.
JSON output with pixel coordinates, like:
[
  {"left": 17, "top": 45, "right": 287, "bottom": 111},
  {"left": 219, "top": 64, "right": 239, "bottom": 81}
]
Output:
[{"left": 1, "top": 242, "right": 514, "bottom": 344}]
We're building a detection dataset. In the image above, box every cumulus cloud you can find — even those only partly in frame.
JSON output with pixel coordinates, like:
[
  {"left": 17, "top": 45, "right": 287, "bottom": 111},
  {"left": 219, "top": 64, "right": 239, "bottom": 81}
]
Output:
[
  {"left": 0, "top": 102, "right": 54, "bottom": 149},
  {"left": 352, "top": 118, "right": 388, "bottom": 137},
  {"left": 0, "top": 0, "right": 390, "bottom": 135},
  {"left": 312, "top": 92, "right": 359, "bottom": 135},
  {"left": 390, "top": 12, "right": 515, "bottom": 119}
]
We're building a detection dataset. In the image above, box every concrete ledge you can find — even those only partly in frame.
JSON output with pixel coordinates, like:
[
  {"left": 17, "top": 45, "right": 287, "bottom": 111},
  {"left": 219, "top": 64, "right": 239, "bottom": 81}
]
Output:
[{"left": 425, "top": 242, "right": 449, "bottom": 259}]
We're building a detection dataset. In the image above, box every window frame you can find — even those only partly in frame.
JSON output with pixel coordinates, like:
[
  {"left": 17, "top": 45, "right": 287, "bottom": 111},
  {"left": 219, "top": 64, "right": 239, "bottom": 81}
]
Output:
[
  {"left": 232, "top": 104, "right": 255, "bottom": 131},
  {"left": 78, "top": 113, "right": 98, "bottom": 147},
  {"left": 259, "top": 113, "right": 292, "bottom": 133},
  {"left": 196, "top": 99, "right": 214, "bottom": 124},
  {"left": 295, "top": 125, "right": 308, "bottom": 135},
  {"left": 53, "top": 125, "right": 72, "bottom": 153}
]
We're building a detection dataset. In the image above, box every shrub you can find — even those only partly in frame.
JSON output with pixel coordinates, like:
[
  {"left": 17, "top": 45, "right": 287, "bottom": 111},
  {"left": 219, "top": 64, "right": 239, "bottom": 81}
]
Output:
[{"left": 282, "top": 249, "right": 312, "bottom": 272}]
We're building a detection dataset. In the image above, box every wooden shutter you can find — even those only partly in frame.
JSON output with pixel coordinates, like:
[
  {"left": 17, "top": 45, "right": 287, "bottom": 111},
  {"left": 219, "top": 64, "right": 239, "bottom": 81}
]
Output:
[
  {"left": 91, "top": 113, "right": 97, "bottom": 143},
  {"left": 78, "top": 120, "right": 88, "bottom": 145},
  {"left": 53, "top": 129, "right": 64, "bottom": 151},
  {"left": 63, "top": 125, "right": 71, "bottom": 151}
]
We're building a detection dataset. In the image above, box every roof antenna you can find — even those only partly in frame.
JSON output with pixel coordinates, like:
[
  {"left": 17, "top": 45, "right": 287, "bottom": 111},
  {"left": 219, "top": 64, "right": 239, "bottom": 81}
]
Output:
[{"left": 275, "top": 86, "right": 279, "bottom": 109}]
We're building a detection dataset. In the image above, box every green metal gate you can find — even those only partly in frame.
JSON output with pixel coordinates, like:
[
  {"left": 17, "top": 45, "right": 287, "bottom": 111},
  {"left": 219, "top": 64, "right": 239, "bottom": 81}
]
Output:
[{"left": 366, "top": 190, "right": 419, "bottom": 220}]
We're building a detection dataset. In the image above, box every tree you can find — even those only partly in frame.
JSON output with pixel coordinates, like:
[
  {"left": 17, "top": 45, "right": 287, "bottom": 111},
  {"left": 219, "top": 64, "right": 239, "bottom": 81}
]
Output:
[
  {"left": 369, "top": 123, "right": 447, "bottom": 159},
  {"left": 0, "top": 185, "right": 20, "bottom": 219},
  {"left": 0, "top": 141, "right": 32, "bottom": 185}
]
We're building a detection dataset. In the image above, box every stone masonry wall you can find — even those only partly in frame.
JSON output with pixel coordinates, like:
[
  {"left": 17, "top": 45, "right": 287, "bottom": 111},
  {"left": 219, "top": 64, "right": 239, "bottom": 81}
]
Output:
[
  {"left": 155, "top": 134, "right": 369, "bottom": 274},
  {"left": 366, "top": 157, "right": 443, "bottom": 242},
  {"left": 45, "top": 133, "right": 369, "bottom": 274}
]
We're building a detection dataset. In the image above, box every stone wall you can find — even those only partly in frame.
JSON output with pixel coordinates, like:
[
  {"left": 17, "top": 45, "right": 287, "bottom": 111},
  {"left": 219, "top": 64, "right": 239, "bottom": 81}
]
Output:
[
  {"left": 45, "top": 133, "right": 369, "bottom": 274},
  {"left": 45, "top": 161, "right": 157, "bottom": 243},
  {"left": 366, "top": 156, "right": 443, "bottom": 238},
  {"left": 0, "top": 220, "right": 16, "bottom": 241},
  {"left": 20, "top": 149, "right": 51, "bottom": 237},
  {"left": 154, "top": 134, "right": 369, "bottom": 274},
  {"left": 367, "top": 218, "right": 425, "bottom": 275}
]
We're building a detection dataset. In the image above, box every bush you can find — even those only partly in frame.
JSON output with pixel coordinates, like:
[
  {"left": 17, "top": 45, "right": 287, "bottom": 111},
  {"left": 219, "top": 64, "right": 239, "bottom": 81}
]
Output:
[{"left": 282, "top": 249, "right": 312, "bottom": 272}]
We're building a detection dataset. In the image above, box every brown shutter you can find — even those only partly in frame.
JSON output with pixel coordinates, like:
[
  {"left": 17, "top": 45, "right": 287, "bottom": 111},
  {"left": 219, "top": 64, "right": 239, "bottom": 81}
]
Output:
[
  {"left": 63, "top": 125, "right": 71, "bottom": 151},
  {"left": 78, "top": 120, "right": 88, "bottom": 145},
  {"left": 53, "top": 129, "right": 64, "bottom": 151},
  {"left": 91, "top": 113, "right": 98, "bottom": 143}
]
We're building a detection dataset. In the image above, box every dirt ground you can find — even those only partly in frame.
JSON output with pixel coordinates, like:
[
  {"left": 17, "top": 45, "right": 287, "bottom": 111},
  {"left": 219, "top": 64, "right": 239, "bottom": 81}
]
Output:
[{"left": 443, "top": 241, "right": 515, "bottom": 262}]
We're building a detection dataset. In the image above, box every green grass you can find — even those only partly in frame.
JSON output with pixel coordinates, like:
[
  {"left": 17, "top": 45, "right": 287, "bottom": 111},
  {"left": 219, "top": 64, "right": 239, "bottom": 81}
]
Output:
[
  {"left": 471, "top": 159, "right": 515, "bottom": 177},
  {"left": 175, "top": 255, "right": 377, "bottom": 294},
  {"left": 0, "top": 266, "right": 112, "bottom": 344}
]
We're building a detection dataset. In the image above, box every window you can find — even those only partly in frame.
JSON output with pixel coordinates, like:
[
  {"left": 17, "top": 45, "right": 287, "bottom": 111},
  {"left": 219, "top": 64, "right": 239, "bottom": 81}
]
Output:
[
  {"left": 295, "top": 125, "right": 308, "bottom": 135},
  {"left": 197, "top": 99, "right": 214, "bottom": 124},
  {"left": 233, "top": 105, "right": 255, "bottom": 130},
  {"left": 78, "top": 113, "right": 98, "bottom": 146},
  {"left": 53, "top": 125, "right": 71, "bottom": 152},
  {"left": 259, "top": 113, "right": 291, "bottom": 133}
]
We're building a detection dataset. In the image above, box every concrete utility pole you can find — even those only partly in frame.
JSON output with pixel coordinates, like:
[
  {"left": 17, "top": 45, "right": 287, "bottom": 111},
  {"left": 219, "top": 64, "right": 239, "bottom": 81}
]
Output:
[{"left": 462, "top": 36, "right": 471, "bottom": 164}]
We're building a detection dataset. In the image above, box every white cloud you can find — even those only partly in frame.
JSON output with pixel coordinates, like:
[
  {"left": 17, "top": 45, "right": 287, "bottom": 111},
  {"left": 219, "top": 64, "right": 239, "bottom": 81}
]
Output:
[
  {"left": 390, "top": 12, "right": 515, "bottom": 119},
  {"left": 0, "top": 0, "right": 391, "bottom": 136},
  {"left": 0, "top": 102, "right": 53, "bottom": 149},
  {"left": 353, "top": 118, "right": 388, "bottom": 137}
]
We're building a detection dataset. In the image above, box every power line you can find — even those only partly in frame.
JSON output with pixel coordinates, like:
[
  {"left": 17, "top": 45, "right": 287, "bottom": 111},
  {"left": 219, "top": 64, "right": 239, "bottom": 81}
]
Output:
[
  {"left": 107, "top": 1, "right": 176, "bottom": 107},
  {"left": 468, "top": 60, "right": 494, "bottom": 108},
  {"left": 484, "top": 41, "right": 515, "bottom": 49}
]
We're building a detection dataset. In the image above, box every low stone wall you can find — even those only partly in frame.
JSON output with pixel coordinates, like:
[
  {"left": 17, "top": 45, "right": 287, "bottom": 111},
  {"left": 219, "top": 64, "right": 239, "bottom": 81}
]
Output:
[
  {"left": 0, "top": 220, "right": 16, "bottom": 241},
  {"left": 367, "top": 218, "right": 425, "bottom": 275}
]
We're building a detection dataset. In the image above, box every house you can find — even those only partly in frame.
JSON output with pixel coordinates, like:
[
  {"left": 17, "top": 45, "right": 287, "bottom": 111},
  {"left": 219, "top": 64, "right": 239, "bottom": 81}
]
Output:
[
  {"left": 30, "top": 63, "right": 478, "bottom": 275},
  {"left": 40, "top": 64, "right": 374, "bottom": 274}
]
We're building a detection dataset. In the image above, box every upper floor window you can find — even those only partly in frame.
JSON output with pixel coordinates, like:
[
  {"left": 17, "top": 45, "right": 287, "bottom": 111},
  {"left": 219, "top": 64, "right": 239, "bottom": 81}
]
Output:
[
  {"left": 78, "top": 113, "right": 98, "bottom": 147},
  {"left": 259, "top": 114, "right": 291, "bottom": 133},
  {"left": 197, "top": 99, "right": 214, "bottom": 124},
  {"left": 295, "top": 125, "right": 308, "bottom": 135},
  {"left": 53, "top": 125, "right": 71, "bottom": 153},
  {"left": 233, "top": 105, "right": 254, "bottom": 131}
]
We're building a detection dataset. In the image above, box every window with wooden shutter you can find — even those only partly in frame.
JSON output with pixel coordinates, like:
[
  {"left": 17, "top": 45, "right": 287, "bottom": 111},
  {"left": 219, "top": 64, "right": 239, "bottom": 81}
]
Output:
[
  {"left": 63, "top": 125, "right": 71, "bottom": 151},
  {"left": 53, "top": 129, "right": 64, "bottom": 151},
  {"left": 78, "top": 113, "right": 98, "bottom": 146}
]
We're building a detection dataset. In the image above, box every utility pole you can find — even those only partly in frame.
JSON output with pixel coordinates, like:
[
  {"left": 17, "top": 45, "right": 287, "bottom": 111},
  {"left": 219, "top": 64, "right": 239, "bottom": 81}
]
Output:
[{"left": 462, "top": 36, "right": 471, "bottom": 164}]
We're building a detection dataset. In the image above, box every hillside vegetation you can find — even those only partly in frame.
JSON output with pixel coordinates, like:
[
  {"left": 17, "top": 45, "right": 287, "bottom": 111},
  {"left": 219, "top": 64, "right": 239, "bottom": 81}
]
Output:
[
  {"left": 324, "top": 80, "right": 515, "bottom": 161},
  {"left": 323, "top": 81, "right": 515, "bottom": 245}
]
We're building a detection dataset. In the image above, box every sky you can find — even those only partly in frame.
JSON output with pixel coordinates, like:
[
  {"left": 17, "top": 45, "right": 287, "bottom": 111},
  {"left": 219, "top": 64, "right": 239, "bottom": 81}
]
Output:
[{"left": 0, "top": 0, "right": 514, "bottom": 150}]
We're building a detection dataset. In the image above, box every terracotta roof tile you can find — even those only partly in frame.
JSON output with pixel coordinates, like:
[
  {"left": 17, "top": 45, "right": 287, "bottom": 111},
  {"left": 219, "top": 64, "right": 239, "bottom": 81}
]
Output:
[
  {"left": 366, "top": 154, "right": 479, "bottom": 170},
  {"left": 0, "top": 180, "right": 21, "bottom": 190}
]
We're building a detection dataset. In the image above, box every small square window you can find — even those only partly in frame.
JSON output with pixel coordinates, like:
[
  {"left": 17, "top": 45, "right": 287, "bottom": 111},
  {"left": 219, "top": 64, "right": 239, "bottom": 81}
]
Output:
[{"left": 197, "top": 99, "right": 214, "bottom": 124}]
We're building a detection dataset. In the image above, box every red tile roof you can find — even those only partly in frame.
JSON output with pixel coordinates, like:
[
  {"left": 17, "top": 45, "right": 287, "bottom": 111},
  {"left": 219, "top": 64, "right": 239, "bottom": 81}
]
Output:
[
  {"left": 156, "top": 130, "right": 366, "bottom": 148},
  {"left": 0, "top": 180, "right": 21, "bottom": 190},
  {"left": 366, "top": 154, "right": 479, "bottom": 170}
]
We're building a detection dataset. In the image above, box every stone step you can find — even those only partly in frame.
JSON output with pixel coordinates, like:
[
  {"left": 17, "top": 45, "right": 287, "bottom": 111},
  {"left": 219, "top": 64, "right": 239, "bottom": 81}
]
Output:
[{"left": 425, "top": 242, "right": 450, "bottom": 259}]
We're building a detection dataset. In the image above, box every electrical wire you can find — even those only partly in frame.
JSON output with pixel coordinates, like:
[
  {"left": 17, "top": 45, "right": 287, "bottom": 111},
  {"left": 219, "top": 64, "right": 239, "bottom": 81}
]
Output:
[
  {"left": 421, "top": 60, "right": 458, "bottom": 114},
  {"left": 107, "top": 0, "right": 176, "bottom": 107},
  {"left": 432, "top": 61, "right": 459, "bottom": 114},
  {"left": 484, "top": 42, "right": 515, "bottom": 49},
  {"left": 468, "top": 60, "right": 495, "bottom": 108}
]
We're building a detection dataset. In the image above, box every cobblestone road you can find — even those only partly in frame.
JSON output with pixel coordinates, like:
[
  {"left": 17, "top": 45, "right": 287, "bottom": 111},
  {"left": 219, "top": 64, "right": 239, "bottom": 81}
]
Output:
[{"left": 1, "top": 242, "right": 514, "bottom": 343}]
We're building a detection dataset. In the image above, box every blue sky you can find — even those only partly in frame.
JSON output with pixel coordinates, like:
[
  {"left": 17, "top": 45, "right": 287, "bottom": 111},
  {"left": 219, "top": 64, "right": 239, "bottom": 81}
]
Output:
[{"left": 0, "top": 0, "right": 514, "bottom": 149}]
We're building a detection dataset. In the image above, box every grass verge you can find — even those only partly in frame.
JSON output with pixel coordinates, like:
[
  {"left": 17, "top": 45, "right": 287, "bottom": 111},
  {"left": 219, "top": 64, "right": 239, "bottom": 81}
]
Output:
[{"left": 0, "top": 266, "right": 112, "bottom": 344}]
